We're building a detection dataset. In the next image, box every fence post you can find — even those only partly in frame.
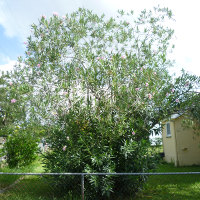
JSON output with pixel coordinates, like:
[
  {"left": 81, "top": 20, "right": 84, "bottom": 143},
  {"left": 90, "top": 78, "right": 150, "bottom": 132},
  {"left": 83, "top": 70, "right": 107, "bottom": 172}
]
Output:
[{"left": 81, "top": 174, "right": 84, "bottom": 200}]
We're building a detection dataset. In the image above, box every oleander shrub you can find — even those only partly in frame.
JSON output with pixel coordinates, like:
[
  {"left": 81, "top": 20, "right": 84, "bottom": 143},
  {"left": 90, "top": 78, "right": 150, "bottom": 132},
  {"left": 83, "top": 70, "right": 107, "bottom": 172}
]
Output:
[{"left": 43, "top": 106, "right": 159, "bottom": 199}]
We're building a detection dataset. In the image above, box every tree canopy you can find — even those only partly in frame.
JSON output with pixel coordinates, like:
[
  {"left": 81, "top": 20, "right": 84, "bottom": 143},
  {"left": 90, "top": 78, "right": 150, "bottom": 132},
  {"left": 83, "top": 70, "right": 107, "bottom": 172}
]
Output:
[{"left": 1, "top": 7, "right": 198, "bottom": 135}]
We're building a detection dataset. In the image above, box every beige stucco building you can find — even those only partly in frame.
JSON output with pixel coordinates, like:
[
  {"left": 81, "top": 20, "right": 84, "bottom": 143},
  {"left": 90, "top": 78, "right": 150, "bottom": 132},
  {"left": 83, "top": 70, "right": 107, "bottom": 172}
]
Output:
[{"left": 162, "top": 114, "right": 200, "bottom": 166}]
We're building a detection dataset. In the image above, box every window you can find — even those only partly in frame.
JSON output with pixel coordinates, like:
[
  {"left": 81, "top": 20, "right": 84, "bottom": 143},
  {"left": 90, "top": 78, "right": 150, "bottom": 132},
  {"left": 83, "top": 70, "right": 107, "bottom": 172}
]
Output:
[{"left": 166, "top": 122, "right": 171, "bottom": 137}]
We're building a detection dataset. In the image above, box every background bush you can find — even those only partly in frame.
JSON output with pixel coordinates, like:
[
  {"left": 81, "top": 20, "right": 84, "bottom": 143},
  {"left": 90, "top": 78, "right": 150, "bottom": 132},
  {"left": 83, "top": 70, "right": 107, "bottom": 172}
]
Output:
[{"left": 3, "top": 130, "right": 39, "bottom": 168}]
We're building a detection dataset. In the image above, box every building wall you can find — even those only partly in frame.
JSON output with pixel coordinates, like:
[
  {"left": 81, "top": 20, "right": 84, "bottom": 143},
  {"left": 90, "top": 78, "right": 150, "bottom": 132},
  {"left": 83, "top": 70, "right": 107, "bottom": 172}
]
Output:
[
  {"left": 162, "top": 121, "right": 178, "bottom": 166},
  {"left": 175, "top": 117, "right": 200, "bottom": 166}
]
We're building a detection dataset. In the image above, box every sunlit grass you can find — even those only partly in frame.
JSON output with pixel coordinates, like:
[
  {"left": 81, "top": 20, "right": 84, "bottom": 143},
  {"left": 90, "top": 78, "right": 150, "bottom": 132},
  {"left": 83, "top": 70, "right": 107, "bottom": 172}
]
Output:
[
  {"left": 0, "top": 156, "right": 81, "bottom": 199},
  {"left": 0, "top": 156, "right": 44, "bottom": 188},
  {"left": 135, "top": 162, "right": 200, "bottom": 200}
]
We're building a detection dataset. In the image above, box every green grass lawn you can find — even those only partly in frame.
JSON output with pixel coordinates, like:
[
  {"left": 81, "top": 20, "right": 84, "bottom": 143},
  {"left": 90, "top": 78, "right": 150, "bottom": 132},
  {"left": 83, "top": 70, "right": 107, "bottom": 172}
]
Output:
[
  {"left": 0, "top": 176, "right": 80, "bottom": 200},
  {"left": 1, "top": 157, "right": 200, "bottom": 200},
  {"left": 0, "top": 156, "right": 44, "bottom": 188},
  {"left": 135, "top": 163, "right": 200, "bottom": 200},
  {"left": 0, "top": 157, "right": 80, "bottom": 200}
]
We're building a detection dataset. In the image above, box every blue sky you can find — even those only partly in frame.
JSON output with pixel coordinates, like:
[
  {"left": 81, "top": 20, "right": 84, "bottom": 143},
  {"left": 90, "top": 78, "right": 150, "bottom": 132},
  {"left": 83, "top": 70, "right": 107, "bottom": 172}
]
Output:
[
  {"left": 0, "top": 0, "right": 200, "bottom": 76},
  {"left": 0, "top": 25, "right": 24, "bottom": 64}
]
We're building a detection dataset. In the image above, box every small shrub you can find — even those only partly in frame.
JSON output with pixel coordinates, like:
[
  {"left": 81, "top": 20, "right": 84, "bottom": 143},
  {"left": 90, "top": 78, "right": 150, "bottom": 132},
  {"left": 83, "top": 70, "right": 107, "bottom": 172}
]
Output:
[{"left": 3, "top": 130, "right": 39, "bottom": 168}]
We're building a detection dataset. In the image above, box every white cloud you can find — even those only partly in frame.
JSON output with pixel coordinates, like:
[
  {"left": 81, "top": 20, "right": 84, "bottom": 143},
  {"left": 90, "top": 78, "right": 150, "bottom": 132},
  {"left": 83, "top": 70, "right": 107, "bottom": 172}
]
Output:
[
  {"left": 106, "top": 0, "right": 200, "bottom": 77},
  {"left": 0, "top": 0, "right": 113, "bottom": 41},
  {"left": 0, "top": 59, "right": 16, "bottom": 74},
  {"left": 165, "top": 0, "right": 200, "bottom": 76},
  {"left": 0, "top": 53, "right": 12, "bottom": 64}
]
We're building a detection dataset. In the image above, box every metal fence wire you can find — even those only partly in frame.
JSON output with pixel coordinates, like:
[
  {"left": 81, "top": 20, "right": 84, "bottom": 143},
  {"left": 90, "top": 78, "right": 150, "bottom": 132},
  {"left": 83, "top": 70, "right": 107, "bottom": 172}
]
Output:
[{"left": 0, "top": 172, "right": 200, "bottom": 200}]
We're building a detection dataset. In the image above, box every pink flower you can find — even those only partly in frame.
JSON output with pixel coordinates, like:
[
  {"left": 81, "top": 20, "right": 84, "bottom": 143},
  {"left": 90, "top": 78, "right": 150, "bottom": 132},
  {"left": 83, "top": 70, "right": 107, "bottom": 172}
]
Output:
[
  {"left": 132, "top": 131, "right": 136, "bottom": 135},
  {"left": 121, "top": 55, "right": 126, "bottom": 59},
  {"left": 171, "top": 88, "right": 175, "bottom": 93},
  {"left": 166, "top": 93, "right": 169, "bottom": 97},
  {"left": 42, "top": 15, "right": 46, "bottom": 19},
  {"left": 37, "top": 64, "right": 41, "bottom": 67},
  {"left": 135, "top": 88, "right": 140, "bottom": 91},
  {"left": 11, "top": 99, "right": 16, "bottom": 103},
  {"left": 9, "top": 82, "right": 13, "bottom": 86},
  {"left": 62, "top": 15, "right": 66, "bottom": 19},
  {"left": 27, "top": 51, "right": 31, "bottom": 56},
  {"left": 97, "top": 57, "right": 100, "bottom": 60},
  {"left": 100, "top": 56, "right": 104, "bottom": 60},
  {"left": 53, "top": 12, "right": 58, "bottom": 16},
  {"left": 62, "top": 145, "right": 67, "bottom": 151},
  {"left": 63, "top": 91, "right": 68, "bottom": 95},
  {"left": 145, "top": 83, "right": 149, "bottom": 87},
  {"left": 24, "top": 42, "right": 27, "bottom": 45},
  {"left": 175, "top": 99, "right": 180, "bottom": 103},
  {"left": 148, "top": 93, "right": 152, "bottom": 100},
  {"left": 140, "top": 67, "right": 143, "bottom": 71},
  {"left": 153, "top": 72, "right": 157, "bottom": 75}
]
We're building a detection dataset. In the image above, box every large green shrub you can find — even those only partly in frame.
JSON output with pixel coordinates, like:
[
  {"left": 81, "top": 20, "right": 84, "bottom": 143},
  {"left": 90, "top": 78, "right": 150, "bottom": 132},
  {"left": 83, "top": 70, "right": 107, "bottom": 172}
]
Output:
[
  {"left": 3, "top": 129, "right": 39, "bottom": 168},
  {"left": 43, "top": 106, "right": 159, "bottom": 198}
]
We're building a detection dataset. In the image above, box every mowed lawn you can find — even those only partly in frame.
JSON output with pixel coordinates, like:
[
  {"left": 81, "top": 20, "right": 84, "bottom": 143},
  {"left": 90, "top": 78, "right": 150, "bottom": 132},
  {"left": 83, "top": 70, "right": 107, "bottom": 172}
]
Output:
[
  {"left": 0, "top": 157, "right": 80, "bottom": 200},
  {"left": 1, "top": 157, "right": 200, "bottom": 200},
  {"left": 135, "top": 163, "right": 200, "bottom": 200},
  {"left": 0, "top": 157, "right": 44, "bottom": 188}
]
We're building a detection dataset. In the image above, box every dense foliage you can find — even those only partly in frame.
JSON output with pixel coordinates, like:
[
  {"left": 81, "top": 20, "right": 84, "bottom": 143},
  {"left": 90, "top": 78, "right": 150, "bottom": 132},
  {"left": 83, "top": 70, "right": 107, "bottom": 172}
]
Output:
[
  {"left": 44, "top": 107, "right": 162, "bottom": 198},
  {"left": 0, "top": 7, "right": 199, "bottom": 198},
  {"left": 3, "top": 129, "right": 39, "bottom": 168},
  {"left": 0, "top": 76, "right": 26, "bottom": 136}
]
